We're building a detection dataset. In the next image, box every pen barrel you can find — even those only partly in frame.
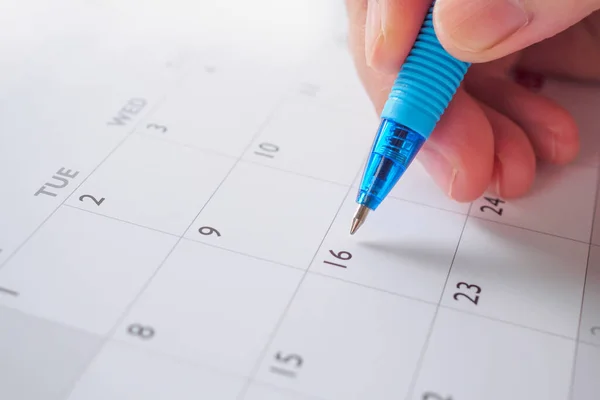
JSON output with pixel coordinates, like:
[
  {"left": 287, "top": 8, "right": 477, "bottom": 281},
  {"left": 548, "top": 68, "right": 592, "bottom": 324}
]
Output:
[{"left": 381, "top": 3, "right": 470, "bottom": 139}]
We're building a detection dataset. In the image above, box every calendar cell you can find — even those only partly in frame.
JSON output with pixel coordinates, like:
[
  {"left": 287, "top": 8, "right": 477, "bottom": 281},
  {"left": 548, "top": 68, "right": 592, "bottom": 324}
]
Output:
[
  {"left": 255, "top": 274, "right": 436, "bottom": 400},
  {"left": 244, "top": 383, "right": 318, "bottom": 400},
  {"left": 0, "top": 37, "right": 189, "bottom": 264},
  {"left": 297, "top": 40, "right": 374, "bottom": 115},
  {"left": 310, "top": 194, "right": 466, "bottom": 303},
  {"left": 3, "top": 37, "right": 182, "bottom": 141},
  {"left": 136, "top": 59, "right": 290, "bottom": 158},
  {"left": 388, "top": 160, "right": 471, "bottom": 214},
  {"left": 441, "top": 218, "right": 589, "bottom": 338},
  {"left": 67, "top": 134, "right": 235, "bottom": 235},
  {"left": 114, "top": 239, "right": 303, "bottom": 377},
  {"left": 0, "top": 113, "right": 130, "bottom": 265},
  {"left": 411, "top": 308, "right": 574, "bottom": 400},
  {"left": 570, "top": 343, "right": 600, "bottom": 400},
  {"left": 242, "top": 95, "right": 375, "bottom": 185},
  {"left": 67, "top": 340, "right": 245, "bottom": 400},
  {"left": 470, "top": 163, "right": 597, "bottom": 242},
  {"left": 579, "top": 245, "right": 600, "bottom": 346},
  {"left": 185, "top": 162, "right": 348, "bottom": 269},
  {"left": 0, "top": 305, "right": 102, "bottom": 400},
  {"left": 0, "top": 206, "right": 177, "bottom": 335},
  {"left": 540, "top": 80, "right": 600, "bottom": 168},
  {"left": 0, "top": 155, "right": 88, "bottom": 266}
]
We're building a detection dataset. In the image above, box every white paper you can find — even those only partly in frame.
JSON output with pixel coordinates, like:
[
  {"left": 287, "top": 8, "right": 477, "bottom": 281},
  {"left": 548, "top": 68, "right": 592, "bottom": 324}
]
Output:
[{"left": 0, "top": 1, "right": 598, "bottom": 399}]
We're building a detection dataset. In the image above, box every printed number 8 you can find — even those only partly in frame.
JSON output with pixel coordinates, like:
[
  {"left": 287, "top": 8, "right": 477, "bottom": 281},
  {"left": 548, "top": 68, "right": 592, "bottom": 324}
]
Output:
[{"left": 127, "top": 324, "right": 155, "bottom": 339}]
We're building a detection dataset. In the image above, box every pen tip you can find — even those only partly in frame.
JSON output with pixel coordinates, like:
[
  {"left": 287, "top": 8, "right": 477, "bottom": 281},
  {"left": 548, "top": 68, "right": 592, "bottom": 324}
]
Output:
[{"left": 350, "top": 205, "right": 370, "bottom": 235}]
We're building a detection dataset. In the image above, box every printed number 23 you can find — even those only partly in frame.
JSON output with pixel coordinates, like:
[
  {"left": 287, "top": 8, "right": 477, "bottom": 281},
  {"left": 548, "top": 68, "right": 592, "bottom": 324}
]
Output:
[{"left": 453, "top": 282, "right": 481, "bottom": 305}]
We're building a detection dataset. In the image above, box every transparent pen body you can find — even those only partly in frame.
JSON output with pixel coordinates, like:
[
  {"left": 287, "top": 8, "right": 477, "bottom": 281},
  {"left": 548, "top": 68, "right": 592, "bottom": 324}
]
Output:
[
  {"left": 355, "top": 2, "right": 470, "bottom": 211},
  {"left": 356, "top": 119, "right": 425, "bottom": 210}
]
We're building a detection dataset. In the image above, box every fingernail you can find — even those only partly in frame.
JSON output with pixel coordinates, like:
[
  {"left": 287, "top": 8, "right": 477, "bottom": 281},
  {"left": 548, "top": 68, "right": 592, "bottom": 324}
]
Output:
[
  {"left": 493, "top": 155, "right": 503, "bottom": 196},
  {"left": 365, "top": 0, "right": 385, "bottom": 66},
  {"left": 436, "top": 0, "right": 530, "bottom": 52},
  {"left": 418, "top": 146, "right": 458, "bottom": 199}
]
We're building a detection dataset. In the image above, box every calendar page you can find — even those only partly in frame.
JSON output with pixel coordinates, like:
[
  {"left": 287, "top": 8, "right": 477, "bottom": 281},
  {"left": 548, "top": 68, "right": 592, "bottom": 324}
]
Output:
[{"left": 1, "top": 1, "right": 599, "bottom": 399}]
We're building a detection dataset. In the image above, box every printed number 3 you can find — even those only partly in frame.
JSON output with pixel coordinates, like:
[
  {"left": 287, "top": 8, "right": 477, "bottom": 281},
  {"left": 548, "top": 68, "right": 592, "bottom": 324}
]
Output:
[
  {"left": 146, "top": 123, "right": 167, "bottom": 133},
  {"left": 453, "top": 282, "right": 481, "bottom": 305}
]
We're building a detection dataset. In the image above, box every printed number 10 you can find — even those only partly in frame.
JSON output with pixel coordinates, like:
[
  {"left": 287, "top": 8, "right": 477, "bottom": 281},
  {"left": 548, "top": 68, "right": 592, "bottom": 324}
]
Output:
[{"left": 255, "top": 143, "right": 279, "bottom": 158}]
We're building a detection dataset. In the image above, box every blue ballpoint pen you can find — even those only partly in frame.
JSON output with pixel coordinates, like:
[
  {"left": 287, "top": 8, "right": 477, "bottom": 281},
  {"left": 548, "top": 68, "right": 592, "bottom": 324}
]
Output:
[{"left": 350, "top": 1, "right": 471, "bottom": 234}]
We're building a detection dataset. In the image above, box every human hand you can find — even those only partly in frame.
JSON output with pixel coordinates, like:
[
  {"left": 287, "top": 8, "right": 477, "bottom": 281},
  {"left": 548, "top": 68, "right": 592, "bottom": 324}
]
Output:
[{"left": 345, "top": 0, "right": 600, "bottom": 202}]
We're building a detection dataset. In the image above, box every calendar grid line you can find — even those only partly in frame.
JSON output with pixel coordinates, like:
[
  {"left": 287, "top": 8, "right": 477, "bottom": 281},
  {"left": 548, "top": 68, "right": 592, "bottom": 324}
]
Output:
[
  {"left": 578, "top": 338, "right": 600, "bottom": 348},
  {"left": 81, "top": 91, "right": 594, "bottom": 249},
  {"left": 385, "top": 194, "right": 472, "bottom": 216},
  {"left": 4, "top": 4, "right": 600, "bottom": 398},
  {"left": 306, "top": 269, "right": 585, "bottom": 343},
  {"left": 567, "top": 165, "right": 600, "bottom": 400},
  {"left": 404, "top": 203, "right": 472, "bottom": 400},
  {"left": 236, "top": 183, "right": 357, "bottom": 400},
  {"left": 0, "top": 62, "right": 194, "bottom": 272},
  {"left": 56, "top": 68, "right": 294, "bottom": 400},
  {"left": 307, "top": 271, "right": 439, "bottom": 307},
  {"left": 58, "top": 199, "right": 594, "bottom": 350},
  {"left": 136, "top": 126, "right": 363, "bottom": 190},
  {"left": 438, "top": 304, "right": 579, "bottom": 342},
  {"left": 0, "top": 303, "right": 105, "bottom": 341},
  {"left": 134, "top": 131, "right": 241, "bottom": 162},
  {"left": 123, "top": 108, "right": 600, "bottom": 248},
  {"left": 112, "top": 333, "right": 331, "bottom": 400},
  {"left": 181, "top": 236, "right": 303, "bottom": 271},
  {"left": 62, "top": 204, "right": 181, "bottom": 239},
  {"left": 0, "top": 129, "right": 136, "bottom": 271},
  {"left": 468, "top": 213, "right": 593, "bottom": 245},
  {"left": 107, "top": 336, "right": 251, "bottom": 388},
  {"left": 238, "top": 159, "right": 353, "bottom": 188},
  {"left": 251, "top": 381, "right": 330, "bottom": 400}
]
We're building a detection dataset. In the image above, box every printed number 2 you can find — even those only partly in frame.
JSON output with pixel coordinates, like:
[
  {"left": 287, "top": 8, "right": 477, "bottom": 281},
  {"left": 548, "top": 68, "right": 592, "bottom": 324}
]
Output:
[
  {"left": 480, "top": 196, "right": 505, "bottom": 216},
  {"left": 79, "top": 194, "right": 105, "bottom": 206},
  {"left": 453, "top": 282, "right": 481, "bottom": 305}
]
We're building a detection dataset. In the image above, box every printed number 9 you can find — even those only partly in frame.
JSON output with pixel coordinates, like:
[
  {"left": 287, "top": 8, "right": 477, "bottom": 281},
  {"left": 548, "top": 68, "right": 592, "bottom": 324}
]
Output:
[{"left": 199, "top": 226, "right": 221, "bottom": 237}]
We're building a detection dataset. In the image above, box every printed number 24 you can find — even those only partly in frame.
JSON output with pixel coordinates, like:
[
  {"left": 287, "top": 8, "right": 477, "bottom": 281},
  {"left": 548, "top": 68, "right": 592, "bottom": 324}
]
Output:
[{"left": 480, "top": 196, "right": 505, "bottom": 216}]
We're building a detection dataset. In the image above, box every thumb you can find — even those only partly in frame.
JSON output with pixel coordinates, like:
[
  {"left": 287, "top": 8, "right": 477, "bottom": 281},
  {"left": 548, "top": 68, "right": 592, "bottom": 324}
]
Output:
[{"left": 433, "top": 0, "right": 600, "bottom": 62}]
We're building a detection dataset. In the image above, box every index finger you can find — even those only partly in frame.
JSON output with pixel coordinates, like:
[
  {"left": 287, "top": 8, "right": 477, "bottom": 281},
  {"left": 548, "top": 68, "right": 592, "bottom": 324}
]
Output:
[{"left": 346, "top": 0, "right": 433, "bottom": 73}]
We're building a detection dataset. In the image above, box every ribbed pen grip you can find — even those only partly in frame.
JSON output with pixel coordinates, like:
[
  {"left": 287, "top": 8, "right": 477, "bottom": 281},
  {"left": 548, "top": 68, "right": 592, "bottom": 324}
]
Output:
[{"left": 381, "top": 3, "right": 470, "bottom": 139}]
